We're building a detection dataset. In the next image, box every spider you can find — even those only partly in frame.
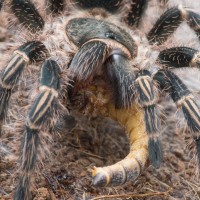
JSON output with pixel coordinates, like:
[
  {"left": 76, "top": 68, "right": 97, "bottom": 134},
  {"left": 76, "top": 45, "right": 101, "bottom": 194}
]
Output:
[{"left": 0, "top": 0, "right": 200, "bottom": 199}]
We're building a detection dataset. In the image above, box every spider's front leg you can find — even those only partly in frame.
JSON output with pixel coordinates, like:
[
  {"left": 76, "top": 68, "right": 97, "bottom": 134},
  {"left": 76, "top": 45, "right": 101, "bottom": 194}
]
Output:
[
  {"left": 74, "top": 0, "right": 122, "bottom": 12},
  {"left": 14, "top": 59, "right": 60, "bottom": 200}
]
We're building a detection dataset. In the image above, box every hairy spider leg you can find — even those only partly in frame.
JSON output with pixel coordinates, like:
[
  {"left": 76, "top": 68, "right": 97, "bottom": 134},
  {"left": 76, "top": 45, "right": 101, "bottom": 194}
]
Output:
[
  {"left": 14, "top": 59, "right": 60, "bottom": 200},
  {"left": 154, "top": 70, "right": 200, "bottom": 165},
  {"left": 147, "top": 6, "right": 200, "bottom": 45},
  {"left": 75, "top": 0, "right": 122, "bottom": 13},
  {"left": 46, "top": 0, "right": 64, "bottom": 15},
  {"left": 0, "top": 0, "right": 3, "bottom": 10},
  {"left": 135, "top": 69, "right": 162, "bottom": 168},
  {"left": 11, "top": 0, "right": 44, "bottom": 33},
  {"left": 75, "top": 0, "right": 148, "bottom": 27},
  {"left": 158, "top": 47, "right": 200, "bottom": 68},
  {"left": 126, "top": 0, "right": 148, "bottom": 27},
  {"left": 0, "top": 41, "right": 48, "bottom": 135}
]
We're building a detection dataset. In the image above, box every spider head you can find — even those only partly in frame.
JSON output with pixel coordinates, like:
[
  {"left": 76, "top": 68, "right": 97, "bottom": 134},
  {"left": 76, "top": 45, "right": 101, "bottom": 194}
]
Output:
[{"left": 66, "top": 18, "right": 137, "bottom": 110}]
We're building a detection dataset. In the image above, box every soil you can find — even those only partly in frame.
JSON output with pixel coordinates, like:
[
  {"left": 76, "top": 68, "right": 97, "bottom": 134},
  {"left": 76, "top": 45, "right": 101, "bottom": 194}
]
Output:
[
  {"left": 1, "top": 96, "right": 200, "bottom": 200},
  {"left": 1, "top": 0, "right": 200, "bottom": 200}
]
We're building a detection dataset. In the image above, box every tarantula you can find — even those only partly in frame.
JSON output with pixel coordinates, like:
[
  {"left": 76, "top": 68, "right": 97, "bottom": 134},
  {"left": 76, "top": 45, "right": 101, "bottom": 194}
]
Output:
[{"left": 1, "top": 0, "right": 200, "bottom": 199}]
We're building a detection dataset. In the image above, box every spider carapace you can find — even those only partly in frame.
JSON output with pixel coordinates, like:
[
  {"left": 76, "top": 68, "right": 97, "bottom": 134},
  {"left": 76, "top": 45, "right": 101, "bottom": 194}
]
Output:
[{"left": 0, "top": 0, "right": 200, "bottom": 199}]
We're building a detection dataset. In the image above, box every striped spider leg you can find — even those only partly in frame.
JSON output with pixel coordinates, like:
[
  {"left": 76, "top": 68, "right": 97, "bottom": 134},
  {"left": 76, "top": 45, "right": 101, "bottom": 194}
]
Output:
[
  {"left": 154, "top": 70, "right": 200, "bottom": 165},
  {"left": 147, "top": 5, "right": 200, "bottom": 45},
  {"left": 135, "top": 69, "right": 162, "bottom": 168},
  {"left": 46, "top": 0, "right": 65, "bottom": 15},
  {"left": 9, "top": 0, "right": 65, "bottom": 33},
  {"left": 11, "top": 0, "right": 44, "bottom": 33},
  {"left": 145, "top": 3, "right": 200, "bottom": 166},
  {"left": 125, "top": 0, "right": 148, "bottom": 27},
  {"left": 158, "top": 47, "right": 200, "bottom": 68},
  {"left": 0, "top": 42, "right": 48, "bottom": 135},
  {"left": 14, "top": 59, "right": 61, "bottom": 200},
  {"left": 156, "top": 45, "right": 200, "bottom": 165}
]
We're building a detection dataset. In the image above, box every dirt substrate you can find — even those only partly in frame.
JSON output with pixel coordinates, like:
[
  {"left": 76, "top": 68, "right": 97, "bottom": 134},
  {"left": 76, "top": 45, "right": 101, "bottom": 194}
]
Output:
[{"left": 1, "top": 96, "right": 200, "bottom": 200}]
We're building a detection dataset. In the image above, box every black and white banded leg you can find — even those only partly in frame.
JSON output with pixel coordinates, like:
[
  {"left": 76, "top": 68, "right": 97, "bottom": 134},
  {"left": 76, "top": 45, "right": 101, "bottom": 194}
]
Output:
[
  {"left": 46, "top": 0, "right": 64, "bottom": 15},
  {"left": 148, "top": 6, "right": 200, "bottom": 45},
  {"left": 14, "top": 59, "right": 60, "bottom": 200},
  {"left": 11, "top": 0, "right": 44, "bottom": 33},
  {"left": 158, "top": 47, "right": 200, "bottom": 68},
  {"left": 0, "top": 41, "right": 47, "bottom": 135},
  {"left": 126, "top": 0, "right": 148, "bottom": 27},
  {"left": 135, "top": 70, "right": 162, "bottom": 168},
  {"left": 75, "top": 0, "right": 122, "bottom": 12},
  {"left": 154, "top": 70, "right": 200, "bottom": 165}
]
